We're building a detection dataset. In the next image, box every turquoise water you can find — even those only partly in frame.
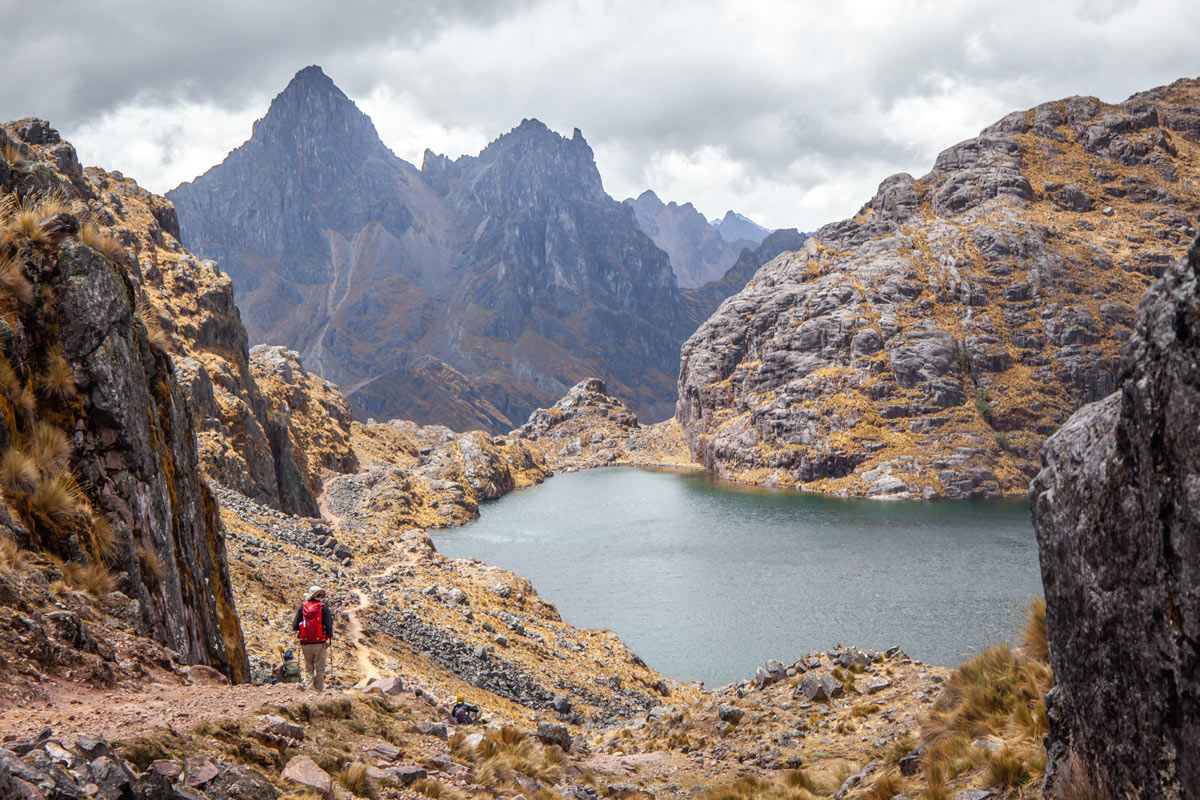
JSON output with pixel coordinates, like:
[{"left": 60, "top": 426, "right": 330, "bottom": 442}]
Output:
[{"left": 432, "top": 467, "right": 1042, "bottom": 686}]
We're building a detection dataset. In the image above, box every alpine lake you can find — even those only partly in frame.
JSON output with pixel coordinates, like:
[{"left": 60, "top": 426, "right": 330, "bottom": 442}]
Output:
[{"left": 431, "top": 466, "right": 1042, "bottom": 687}]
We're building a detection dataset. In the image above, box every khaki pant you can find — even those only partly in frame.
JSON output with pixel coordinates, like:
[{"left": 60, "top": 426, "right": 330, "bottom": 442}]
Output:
[{"left": 300, "top": 642, "right": 328, "bottom": 690}]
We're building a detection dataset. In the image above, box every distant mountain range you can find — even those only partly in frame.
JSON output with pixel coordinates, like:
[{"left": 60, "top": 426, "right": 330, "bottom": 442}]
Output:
[
  {"left": 624, "top": 190, "right": 771, "bottom": 287},
  {"left": 168, "top": 66, "right": 802, "bottom": 431}
]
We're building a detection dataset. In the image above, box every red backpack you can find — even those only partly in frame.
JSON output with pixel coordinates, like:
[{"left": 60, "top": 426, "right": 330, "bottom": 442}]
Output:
[{"left": 299, "top": 600, "right": 326, "bottom": 643}]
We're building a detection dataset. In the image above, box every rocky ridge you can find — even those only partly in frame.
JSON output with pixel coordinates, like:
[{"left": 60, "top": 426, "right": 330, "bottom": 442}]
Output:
[
  {"left": 513, "top": 378, "right": 693, "bottom": 472},
  {"left": 1031, "top": 233, "right": 1200, "bottom": 796},
  {"left": 679, "top": 78, "right": 1200, "bottom": 498},
  {"left": 168, "top": 66, "right": 757, "bottom": 430}
]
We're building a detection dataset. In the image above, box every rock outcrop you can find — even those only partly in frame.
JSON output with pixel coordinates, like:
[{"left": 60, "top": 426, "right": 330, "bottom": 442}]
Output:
[
  {"left": 1031, "top": 235, "right": 1200, "bottom": 798},
  {"left": 679, "top": 78, "right": 1200, "bottom": 498},
  {"left": 0, "top": 121, "right": 247, "bottom": 679},
  {"left": 513, "top": 378, "right": 693, "bottom": 471},
  {"left": 625, "top": 190, "right": 766, "bottom": 287},
  {"left": 168, "top": 66, "right": 753, "bottom": 431}
]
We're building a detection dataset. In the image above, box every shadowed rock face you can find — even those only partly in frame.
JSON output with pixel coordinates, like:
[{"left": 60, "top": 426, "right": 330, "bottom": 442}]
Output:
[
  {"left": 169, "top": 67, "right": 748, "bottom": 431},
  {"left": 678, "top": 78, "right": 1200, "bottom": 498},
  {"left": 1031, "top": 235, "right": 1200, "bottom": 799},
  {"left": 0, "top": 122, "right": 248, "bottom": 680}
]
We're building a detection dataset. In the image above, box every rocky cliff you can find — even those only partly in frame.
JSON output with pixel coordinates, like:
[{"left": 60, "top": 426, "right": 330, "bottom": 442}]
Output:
[
  {"left": 625, "top": 190, "right": 764, "bottom": 287},
  {"left": 679, "top": 78, "right": 1200, "bottom": 498},
  {"left": 1031, "top": 234, "right": 1200, "bottom": 798},
  {"left": 168, "top": 66, "right": 750, "bottom": 431},
  {"left": 0, "top": 120, "right": 247, "bottom": 679}
]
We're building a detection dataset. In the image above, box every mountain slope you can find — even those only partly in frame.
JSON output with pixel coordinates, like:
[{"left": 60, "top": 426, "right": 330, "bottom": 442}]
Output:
[
  {"left": 625, "top": 190, "right": 763, "bottom": 287},
  {"left": 678, "top": 78, "right": 1200, "bottom": 498},
  {"left": 712, "top": 209, "right": 770, "bottom": 245},
  {"left": 169, "top": 67, "right": 741, "bottom": 430}
]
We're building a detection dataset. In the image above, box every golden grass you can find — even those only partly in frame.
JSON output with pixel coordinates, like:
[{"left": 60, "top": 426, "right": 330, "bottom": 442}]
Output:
[
  {"left": 138, "top": 544, "right": 164, "bottom": 584},
  {"left": 696, "top": 772, "right": 823, "bottom": 800},
  {"left": 0, "top": 357, "right": 21, "bottom": 403},
  {"left": 29, "top": 471, "right": 83, "bottom": 528},
  {"left": 0, "top": 535, "right": 30, "bottom": 574},
  {"left": 0, "top": 449, "right": 38, "bottom": 495},
  {"left": 459, "top": 725, "right": 566, "bottom": 789},
  {"left": 85, "top": 507, "right": 116, "bottom": 563},
  {"left": 337, "top": 762, "right": 376, "bottom": 799},
  {"left": 1, "top": 140, "right": 26, "bottom": 167},
  {"left": 135, "top": 296, "right": 171, "bottom": 352},
  {"left": 80, "top": 222, "right": 128, "bottom": 263},
  {"left": 411, "top": 778, "right": 466, "bottom": 800},
  {"left": 30, "top": 422, "right": 72, "bottom": 474},
  {"left": 40, "top": 349, "right": 76, "bottom": 401},
  {"left": 1023, "top": 596, "right": 1048, "bottom": 662},
  {"left": 0, "top": 253, "right": 32, "bottom": 305}
]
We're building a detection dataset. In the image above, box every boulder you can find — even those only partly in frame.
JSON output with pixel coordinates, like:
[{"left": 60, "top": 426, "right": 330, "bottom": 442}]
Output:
[
  {"left": 364, "top": 676, "right": 403, "bottom": 696},
  {"left": 417, "top": 721, "right": 448, "bottom": 740},
  {"left": 536, "top": 721, "right": 572, "bottom": 752},
  {"left": 1031, "top": 237, "right": 1200, "bottom": 798},
  {"left": 262, "top": 714, "right": 304, "bottom": 740},
  {"left": 385, "top": 764, "right": 428, "bottom": 785},
  {"left": 183, "top": 756, "right": 219, "bottom": 788},
  {"left": 280, "top": 755, "right": 332, "bottom": 795},
  {"left": 798, "top": 671, "right": 843, "bottom": 702},
  {"left": 363, "top": 742, "right": 401, "bottom": 762},
  {"left": 865, "top": 677, "right": 892, "bottom": 695},
  {"left": 717, "top": 704, "right": 744, "bottom": 724}
]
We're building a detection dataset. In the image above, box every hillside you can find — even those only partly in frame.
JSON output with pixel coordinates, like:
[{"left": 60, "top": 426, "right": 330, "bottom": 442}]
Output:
[
  {"left": 168, "top": 66, "right": 757, "bottom": 431},
  {"left": 679, "top": 78, "right": 1200, "bottom": 498}
]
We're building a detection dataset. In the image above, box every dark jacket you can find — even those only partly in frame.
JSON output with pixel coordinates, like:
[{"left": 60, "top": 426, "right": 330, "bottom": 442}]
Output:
[{"left": 292, "top": 601, "right": 334, "bottom": 641}]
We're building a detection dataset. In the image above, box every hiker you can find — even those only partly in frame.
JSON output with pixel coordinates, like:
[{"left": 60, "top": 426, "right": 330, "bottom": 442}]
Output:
[
  {"left": 271, "top": 649, "right": 301, "bottom": 684},
  {"left": 292, "top": 585, "right": 334, "bottom": 690},
  {"left": 451, "top": 695, "right": 481, "bottom": 725}
]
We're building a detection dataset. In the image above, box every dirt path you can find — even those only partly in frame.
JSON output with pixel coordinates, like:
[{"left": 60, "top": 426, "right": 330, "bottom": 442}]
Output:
[
  {"left": 0, "top": 679, "right": 343, "bottom": 747},
  {"left": 345, "top": 589, "right": 381, "bottom": 685},
  {"left": 317, "top": 475, "right": 346, "bottom": 528}
]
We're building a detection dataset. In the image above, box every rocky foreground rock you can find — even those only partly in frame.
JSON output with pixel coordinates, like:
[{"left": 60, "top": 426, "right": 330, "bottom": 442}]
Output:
[
  {"left": 1031, "top": 234, "right": 1200, "bottom": 797},
  {"left": 679, "top": 78, "right": 1200, "bottom": 498}
]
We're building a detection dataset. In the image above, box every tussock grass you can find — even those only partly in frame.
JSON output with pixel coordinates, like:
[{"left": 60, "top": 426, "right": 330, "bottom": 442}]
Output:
[
  {"left": 80, "top": 222, "right": 127, "bottom": 263},
  {"left": 2, "top": 140, "right": 26, "bottom": 167},
  {"left": 30, "top": 472, "right": 83, "bottom": 528},
  {"left": 40, "top": 349, "right": 75, "bottom": 400},
  {"left": 138, "top": 544, "right": 164, "bottom": 584},
  {"left": 135, "top": 296, "right": 170, "bottom": 351},
  {"left": 452, "top": 725, "right": 565, "bottom": 790},
  {"left": 1023, "top": 596, "right": 1048, "bottom": 662},
  {"left": 0, "top": 449, "right": 39, "bottom": 495},
  {"left": 84, "top": 507, "right": 116, "bottom": 564},
  {"left": 412, "top": 778, "right": 466, "bottom": 800},
  {"left": 0, "top": 536, "right": 30, "bottom": 574},
  {"left": 30, "top": 421, "right": 72, "bottom": 474},
  {"left": 337, "top": 762, "right": 377, "bottom": 799},
  {"left": 0, "top": 253, "right": 32, "bottom": 305},
  {"left": 696, "top": 772, "right": 824, "bottom": 800}
]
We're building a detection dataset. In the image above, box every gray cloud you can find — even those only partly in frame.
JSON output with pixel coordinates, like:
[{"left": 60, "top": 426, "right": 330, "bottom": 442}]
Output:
[{"left": 7, "top": 0, "right": 1198, "bottom": 230}]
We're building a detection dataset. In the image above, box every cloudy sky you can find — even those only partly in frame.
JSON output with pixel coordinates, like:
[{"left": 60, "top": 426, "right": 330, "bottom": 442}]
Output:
[{"left": 6, "top": 0, "right": 1198, "bottom": 230}]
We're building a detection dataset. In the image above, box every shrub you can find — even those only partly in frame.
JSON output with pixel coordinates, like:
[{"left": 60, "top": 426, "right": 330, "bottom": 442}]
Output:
[
  {"left": 973, "top": 387, "right": 993, "bottom": 423},
  {"left": 0, "top": 449, "right": 38, "bottom": 495},
  {"left": 992, "top": 431, "right": 1010, "bottom": 452}
]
